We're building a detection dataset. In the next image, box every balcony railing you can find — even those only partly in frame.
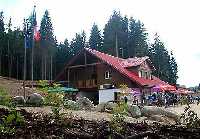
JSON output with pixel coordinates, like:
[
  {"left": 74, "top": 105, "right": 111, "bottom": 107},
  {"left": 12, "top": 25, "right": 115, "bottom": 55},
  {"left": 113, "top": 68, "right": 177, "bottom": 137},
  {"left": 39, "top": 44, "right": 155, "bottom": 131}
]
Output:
[{"left": 77, "top": 79, "right": 97, "bottom": 88}]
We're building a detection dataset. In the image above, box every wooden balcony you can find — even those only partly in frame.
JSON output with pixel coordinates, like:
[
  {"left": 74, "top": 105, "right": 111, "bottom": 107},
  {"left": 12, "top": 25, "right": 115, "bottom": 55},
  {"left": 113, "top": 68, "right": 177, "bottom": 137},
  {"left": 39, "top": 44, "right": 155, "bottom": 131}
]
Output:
[{"left": 77, "top": 79, "right": 97, "bottom": 88}]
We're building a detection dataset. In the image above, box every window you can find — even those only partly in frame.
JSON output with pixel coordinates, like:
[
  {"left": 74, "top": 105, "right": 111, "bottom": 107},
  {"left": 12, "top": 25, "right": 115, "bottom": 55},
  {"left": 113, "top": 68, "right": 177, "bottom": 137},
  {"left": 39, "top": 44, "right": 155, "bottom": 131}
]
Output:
[
  {"left": 105, "top": 71, "right": 111, "bottom": 79},
  {"left": 138, "top": 70, "right": 152, "bottom": 79},
  {"left": 145, "top": 72, "right": 148, "bottom": 79},
  {"left": 138, "top": 71, "right": 142, "bottom": 77}
]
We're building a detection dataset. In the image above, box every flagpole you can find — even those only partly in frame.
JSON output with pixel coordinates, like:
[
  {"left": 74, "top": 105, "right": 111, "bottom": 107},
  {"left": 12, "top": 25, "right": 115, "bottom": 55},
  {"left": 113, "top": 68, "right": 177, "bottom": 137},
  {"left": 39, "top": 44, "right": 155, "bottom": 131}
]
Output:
[
  {"left": 23, "top": 19, "right": 27, "bottom": 99},
  {"left": 31, "top": 5, "right": 36, "bottom": 88}
]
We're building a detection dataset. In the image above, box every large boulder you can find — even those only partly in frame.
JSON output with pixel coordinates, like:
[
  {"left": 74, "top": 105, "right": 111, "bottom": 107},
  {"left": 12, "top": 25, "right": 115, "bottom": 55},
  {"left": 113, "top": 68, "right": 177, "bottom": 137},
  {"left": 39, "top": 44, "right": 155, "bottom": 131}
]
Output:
[
  {"left": 127, "top": 105, "right": 141, "bottom": 118},
  {"left": 13, "top": 96, "right": 25, "bottom": 105},
  {"left": 141, "top": 106, "right": 180, "bottom": 122},
  {"left": 26, "top": 93, "right": 44, "bottom": 106},
  {"left": 76, "top": 97, "right": 94, "bottom": 110}
]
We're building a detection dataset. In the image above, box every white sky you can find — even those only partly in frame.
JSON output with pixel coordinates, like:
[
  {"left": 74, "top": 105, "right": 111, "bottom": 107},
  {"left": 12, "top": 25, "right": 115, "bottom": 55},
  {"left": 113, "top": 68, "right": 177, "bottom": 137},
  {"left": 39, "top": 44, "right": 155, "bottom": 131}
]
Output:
[{"left": 1, "top": 0, "right": 200, "bottom": 87}]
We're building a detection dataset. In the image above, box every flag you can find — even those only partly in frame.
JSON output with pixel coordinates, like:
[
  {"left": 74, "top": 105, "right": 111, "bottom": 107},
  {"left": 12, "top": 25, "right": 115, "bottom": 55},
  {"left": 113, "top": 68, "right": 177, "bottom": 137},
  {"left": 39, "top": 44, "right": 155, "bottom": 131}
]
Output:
[
  {"left": 34, "top": 27, "right": 40, "bottom": 41},
  {"left": 32, "top": 6, "right": 40, "bottom": 42}
]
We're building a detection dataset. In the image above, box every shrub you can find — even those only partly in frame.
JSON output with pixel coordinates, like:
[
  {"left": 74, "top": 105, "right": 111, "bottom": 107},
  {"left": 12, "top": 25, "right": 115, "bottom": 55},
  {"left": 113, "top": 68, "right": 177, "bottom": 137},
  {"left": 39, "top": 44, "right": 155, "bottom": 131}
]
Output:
[
  {"left": 110, "top": 102, "right": 128, "bottom": 134},
  {"left": 0, "top": 108, "right": 24, "bottom": 135},
  {"left": 44, "top": 93, "right": 64, "bottom": 106},
  {"left": 112, "top": 102, "right": 128, "bottom": 116},
  {"left": 76, "top": 97, "right": 94, "bottom": 110},
  {"left": 0, "top": 87, "right": 11, "bottom": 106},
  {"left": 180, "top": 104, "right": 200, "bottom": 128},
  {"left": 64, "top": 100, "right": 80, "bottom": 110},
  {"left": 110, "top": 113, "right": 125, "bottom": 134}
]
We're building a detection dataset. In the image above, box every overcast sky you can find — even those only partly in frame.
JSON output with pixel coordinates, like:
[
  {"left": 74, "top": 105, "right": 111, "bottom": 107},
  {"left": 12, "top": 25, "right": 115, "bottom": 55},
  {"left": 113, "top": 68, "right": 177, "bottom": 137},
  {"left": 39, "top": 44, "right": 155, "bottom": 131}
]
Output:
[{"left": 1, "top": 0, "right": 200, "bottom": 87}]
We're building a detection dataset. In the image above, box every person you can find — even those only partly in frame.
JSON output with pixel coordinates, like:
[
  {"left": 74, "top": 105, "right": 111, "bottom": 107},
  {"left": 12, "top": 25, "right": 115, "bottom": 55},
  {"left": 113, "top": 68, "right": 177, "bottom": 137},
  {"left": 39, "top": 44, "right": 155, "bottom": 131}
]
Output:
[
  {"left": 124, "top": 96, "right": 128, "bottom": 104},
  {"left": 133, "top": 96, "right": 138, "bottom": 105}
]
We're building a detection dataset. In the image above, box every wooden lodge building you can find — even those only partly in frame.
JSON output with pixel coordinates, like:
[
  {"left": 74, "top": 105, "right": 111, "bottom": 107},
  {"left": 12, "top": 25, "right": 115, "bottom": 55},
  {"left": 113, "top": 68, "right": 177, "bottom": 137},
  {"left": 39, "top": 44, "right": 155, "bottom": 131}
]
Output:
[{"left": 55, "top": 47, "right": 169, "bottom": 104}]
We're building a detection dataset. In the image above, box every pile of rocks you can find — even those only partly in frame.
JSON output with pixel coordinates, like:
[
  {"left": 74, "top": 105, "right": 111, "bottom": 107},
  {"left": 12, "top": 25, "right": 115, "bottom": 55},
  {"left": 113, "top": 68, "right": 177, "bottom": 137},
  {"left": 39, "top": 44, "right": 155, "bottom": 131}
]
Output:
[{"left": 12, "top": 93, "right": 44, "bottom": 106}]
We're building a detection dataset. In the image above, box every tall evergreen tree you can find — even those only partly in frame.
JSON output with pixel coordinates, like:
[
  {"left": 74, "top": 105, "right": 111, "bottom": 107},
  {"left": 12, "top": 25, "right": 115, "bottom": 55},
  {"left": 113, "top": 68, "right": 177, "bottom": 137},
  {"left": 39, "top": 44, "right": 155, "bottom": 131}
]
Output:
[
  {"left": 102, "top": 11, "right": 128, "bottom": 58},
  {"left": 169, "top": 51, "right": 178, "bottom": 84},
  {"left": 149, "top": 33, "right": 174, "bottom": 83},
  {"left": 40, "top": 10, "right": 56, "bottom": 80},
  {"left": 70, "top": 32, "right": 86, "bottom": 55},
  {"left": 89, "top": 23, "right": 102, "bottom": 51},
  {"left": 0, "top": 11, "right": 5, "bottom": 76},
  {"left": 55, "top": 38, "right": 72, "bottom": 75},
  {"left": 128, "top": 18, "right": 148, "bottom": 57}
]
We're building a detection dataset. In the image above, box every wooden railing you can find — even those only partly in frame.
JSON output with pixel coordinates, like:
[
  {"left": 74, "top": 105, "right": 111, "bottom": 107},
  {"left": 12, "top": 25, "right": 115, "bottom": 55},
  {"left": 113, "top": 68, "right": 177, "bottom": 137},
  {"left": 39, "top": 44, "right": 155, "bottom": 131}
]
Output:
[{"left": 77, "top": 79, "right": 97, "bottom": 88}]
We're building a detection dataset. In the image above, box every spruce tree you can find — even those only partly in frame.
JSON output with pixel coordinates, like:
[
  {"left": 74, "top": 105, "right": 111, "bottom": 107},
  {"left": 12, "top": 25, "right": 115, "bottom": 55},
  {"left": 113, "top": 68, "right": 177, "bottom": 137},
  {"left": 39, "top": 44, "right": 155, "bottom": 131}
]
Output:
[
  {"left": 128, "top": 18, "right": 148, "bottom": 57},
  {"left": 102, "top": 11, "right": 128, "bottom": 58},
  {"left": 89, "top": 23, "right": 102, "bottom": 51},
  {"left": 169, "top": 51, "right": 178, "bottom": 84},
  {"left": 70, "top": 32, "right": 85, "bottom": 55},
  {"left": 149, "top": 33, "right": 176, "bottom": 83},
  {"left": 40, "top": 10, "right": 56, "bottom": 80},
  {"left": 0, "top": 11, "right": 5, "bottom": 75}
]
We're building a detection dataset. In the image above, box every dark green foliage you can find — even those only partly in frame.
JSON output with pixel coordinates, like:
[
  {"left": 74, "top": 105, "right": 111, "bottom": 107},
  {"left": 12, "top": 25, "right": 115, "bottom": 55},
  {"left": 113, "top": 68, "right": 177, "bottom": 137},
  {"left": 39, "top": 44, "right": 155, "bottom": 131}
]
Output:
[
  {"left": 169, "top": 51, "right": 178, "bottom": 84},
  {"left": 102, "top": 11, "right": 128, "bottom": 58},
  {"left": 148, "top": 34, "right": 178, "bottom": 84},
  {"left": 70, "top": 32, "right": 86, "bottom": 55},
  {"left": 89, "top": 23, "right": 103, "bottom": 51},
  {"left": 0, "top": 11, "right": 4, "bottom": 32},
  {"left": 55, "top": 39, "right": 72, "bottom": 75},
  {"left": 0, "top": 108, "right": 24, "bottom": 135},
  {"left": 128, "top": 18, "right": 148, "bottom": 57}
]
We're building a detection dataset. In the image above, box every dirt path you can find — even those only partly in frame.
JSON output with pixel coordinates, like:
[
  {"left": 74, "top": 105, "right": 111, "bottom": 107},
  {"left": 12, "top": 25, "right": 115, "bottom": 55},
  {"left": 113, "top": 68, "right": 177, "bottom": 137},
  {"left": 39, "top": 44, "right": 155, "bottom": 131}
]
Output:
[
  {"left": 166, "top": 104, "right": 200, "bottom": 117},
  {"left": 0, "top": 76, "right": 40, "bottom": 97}
]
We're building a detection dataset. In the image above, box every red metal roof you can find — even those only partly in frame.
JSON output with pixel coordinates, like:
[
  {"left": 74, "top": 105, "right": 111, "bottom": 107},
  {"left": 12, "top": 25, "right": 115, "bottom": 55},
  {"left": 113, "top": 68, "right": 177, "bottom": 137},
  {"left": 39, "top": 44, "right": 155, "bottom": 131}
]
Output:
[
  {"left": 120, "top": 57, "right": 149, "bottom": 68},
  {"left": 85, "top": 47, "right": 168, "bottom": 87}
]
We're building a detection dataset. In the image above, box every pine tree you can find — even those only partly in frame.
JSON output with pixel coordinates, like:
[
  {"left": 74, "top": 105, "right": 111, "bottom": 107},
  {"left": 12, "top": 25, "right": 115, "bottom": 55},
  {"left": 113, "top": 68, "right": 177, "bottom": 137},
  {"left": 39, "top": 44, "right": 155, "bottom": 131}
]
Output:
[
  {"left": 102, "top": 11, "right": 128, "bottom": 58},
  {"left": 55, "top": 38, "right": 72, "bottom": 74},
  {"left": 169, "top": 51, "right": 178, "bottom": 84},
  {"left": 89, "top": 23, "right": 102, "bottom": 51},
  {"left": 149, "top": 33, "right": 175, "bottom": 83},
  {"left": 40, "top": 10, "right": 56, "bottom": 80},
  {"left": 128, "top": 18, "right": 148, "bottom": 57},
  {"left": 70, "top": 32, "right": 85, "bottom": 55},
  {"left": 0, "top": 11, "right": 5, "bottom": 75}
]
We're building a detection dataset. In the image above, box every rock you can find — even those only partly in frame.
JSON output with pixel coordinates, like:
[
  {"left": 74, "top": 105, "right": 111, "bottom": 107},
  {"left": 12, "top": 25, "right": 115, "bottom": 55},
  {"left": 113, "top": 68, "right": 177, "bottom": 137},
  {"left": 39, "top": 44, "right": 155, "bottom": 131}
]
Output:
[
  {"left": 13, "top": 96, "right": 25, "bottom": 105},
  {"left": 76, "top": 97, "right": 94, "bottom": 111},
  {"left": 127, "top": 105, "right": 141, "bottom": 118},
  {"left": 26, "top": 93, "right": 44, "bottom": 106},
  {"left": 149, "top": 115, "right": 176, "bottom": 125},
  {"left": 141, "top": 106, "right": 180, "bottom": 122}
]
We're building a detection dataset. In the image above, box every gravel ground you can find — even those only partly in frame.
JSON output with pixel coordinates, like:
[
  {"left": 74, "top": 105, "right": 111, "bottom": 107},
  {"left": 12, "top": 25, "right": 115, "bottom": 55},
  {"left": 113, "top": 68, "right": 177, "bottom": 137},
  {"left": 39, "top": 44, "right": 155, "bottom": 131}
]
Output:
[{"left": 166, "top": 104, "right": 200, "bottom": 117}]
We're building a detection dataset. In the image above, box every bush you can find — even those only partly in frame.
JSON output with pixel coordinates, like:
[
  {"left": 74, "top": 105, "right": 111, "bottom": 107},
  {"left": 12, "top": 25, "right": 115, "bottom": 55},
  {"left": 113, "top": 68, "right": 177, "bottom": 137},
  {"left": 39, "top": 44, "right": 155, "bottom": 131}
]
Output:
[
  {"left": 180, "top": 104, "right": 200, "bottom": 128},
  {"left": 112, "top": 102, "right": 128, "bottom": 116},
  {"left": 76, "top": 97, "right": 94, "bottom": 110},
  {"left": 44, "top": 93, "right": 64, "bottom": 106},
  {"left": 0, "top": 87, "right": 11, "bottom": 106},
  {"left": 110, "top": 102, "right": 128, "bottom": 134},
  {"left": 64, "top": 100, "right": 80, "bottom": 110},
  {"left": 0, "top": 108, "right": 24, "bottom": 135},
  {"left": 110, "top": 113, "right": 125, "bottom": 134}
]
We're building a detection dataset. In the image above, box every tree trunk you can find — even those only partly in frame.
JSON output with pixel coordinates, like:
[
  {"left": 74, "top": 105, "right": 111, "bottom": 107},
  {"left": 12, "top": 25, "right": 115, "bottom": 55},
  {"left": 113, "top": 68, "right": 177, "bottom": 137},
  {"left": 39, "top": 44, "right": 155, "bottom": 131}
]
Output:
[
  {"left": 0, "top": 50, "right": 1, "bottom": 75},
  {"left": 41, "top": 55, "right": 44, "bottom": 80},
  {"left": 44, "top": 55, "right": 47, "bottom": 80},
  {"left": 50, "top": 55, "right": 52, "bottom": 81},
  {"left": 16, "top": 56, "right": 19, "bottom": 79}
]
